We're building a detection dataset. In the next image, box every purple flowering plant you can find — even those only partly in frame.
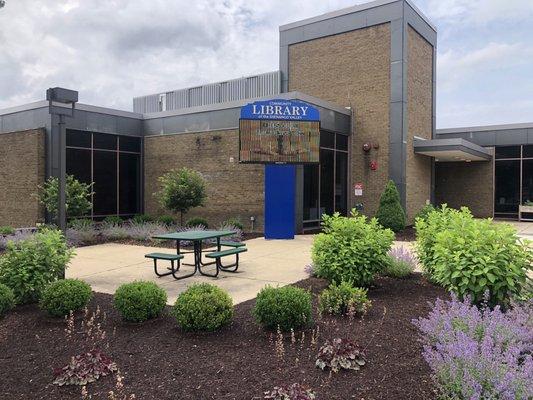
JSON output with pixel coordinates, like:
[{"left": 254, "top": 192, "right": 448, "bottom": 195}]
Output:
[
  {"left": 413, "top": 295, "right": 532, "bottom": 400},
  {"left": 384, "top": 246, "right": 417, "bottom": 278}
]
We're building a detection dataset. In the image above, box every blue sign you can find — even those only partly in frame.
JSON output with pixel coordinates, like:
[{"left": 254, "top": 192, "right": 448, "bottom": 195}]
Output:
[{"left": 240, "top": 99, "right": 320, "bottom": 121}]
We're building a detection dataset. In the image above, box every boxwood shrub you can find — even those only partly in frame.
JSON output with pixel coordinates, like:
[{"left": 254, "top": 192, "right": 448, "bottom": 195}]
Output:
[
  {"left": 312, "top": 211, "right": 394, "bottom": 286},
  {"left": 318, "top": 281, "right": 370, "bottom": 316},
  {"left": 39, "top": 279, "right": 92, "bottom": 317},
  {"left": 375, "top": 180, "right": 406, "bottom": 232},
  {"left": 114, "top": 281, "right": 167, "bottom": 322},
  {"left": 253, "top": 285, "right": 312, "bottom": 331},
  {"left": 0, "top": 228, "right": 74, "bottom": 304},
  {"left": 0, "top": 283, "right": 15, "bottom": 318},
  {"left": 171, "top": 283, "right": 233, "bottom": 331}
]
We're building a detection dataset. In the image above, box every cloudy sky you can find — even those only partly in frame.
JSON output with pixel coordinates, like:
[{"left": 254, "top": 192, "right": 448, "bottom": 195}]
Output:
[{"left": 1, "top": 0, "right": 532, "bottom": 128}]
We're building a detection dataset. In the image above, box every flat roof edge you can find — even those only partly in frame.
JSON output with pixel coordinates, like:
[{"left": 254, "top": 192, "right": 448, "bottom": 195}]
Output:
[
  {"left": 414, "top": 138, "right": 493, "bottom": 159},
  {"left": 437, "top": 122, "right": 533, "bottom": 134},
  {"left": 279, "top": 0, "right": 436, "bottom": 33},
  {"left": 0, "top": 101, "right": 49, "bottom": 116},
  {"left": 0, "top": 101, "right": 143, "bottom": 119}
]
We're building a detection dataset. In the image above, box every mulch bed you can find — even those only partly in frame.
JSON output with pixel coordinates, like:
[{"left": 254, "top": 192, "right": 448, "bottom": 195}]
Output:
[
  {"left": 395, "top": 226, "right": 416, "bottom": 242},
  {"left": 0, "top": 274, "right": 446, "bottom": 400}
]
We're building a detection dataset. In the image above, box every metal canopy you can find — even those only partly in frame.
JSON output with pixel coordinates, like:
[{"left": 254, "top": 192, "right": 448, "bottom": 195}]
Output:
[{"left": 414, "top": 138, "right": 492, "bottom": 162}]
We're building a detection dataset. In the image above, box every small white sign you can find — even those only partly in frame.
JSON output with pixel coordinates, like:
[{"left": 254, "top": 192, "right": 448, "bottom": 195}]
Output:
[{"left": 354, "top": 183, "right": 363, "bottom": 196}]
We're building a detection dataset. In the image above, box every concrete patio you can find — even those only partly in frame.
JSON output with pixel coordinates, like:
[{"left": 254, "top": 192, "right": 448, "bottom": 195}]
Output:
[{"left": 67, "top": 235, "right": 313, "bottom": 305}]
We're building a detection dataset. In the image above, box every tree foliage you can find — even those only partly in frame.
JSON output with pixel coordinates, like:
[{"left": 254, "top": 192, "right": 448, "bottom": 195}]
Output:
[
  {"left": 375, "top": 180, "right": 406, "bottom": 232},
  {"left": 37, "top": 175, "right": 93, "bottom": 219}
]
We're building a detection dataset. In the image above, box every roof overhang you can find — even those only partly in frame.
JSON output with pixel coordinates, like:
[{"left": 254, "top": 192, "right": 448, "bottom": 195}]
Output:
[{"left": 414, "top": 138, "right": 492, "bottom": 162}]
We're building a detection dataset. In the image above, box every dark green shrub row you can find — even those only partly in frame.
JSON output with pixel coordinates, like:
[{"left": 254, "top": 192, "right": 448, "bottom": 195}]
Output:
[{"left": 415, "top": 205, "right": 532, "bottom": 305}]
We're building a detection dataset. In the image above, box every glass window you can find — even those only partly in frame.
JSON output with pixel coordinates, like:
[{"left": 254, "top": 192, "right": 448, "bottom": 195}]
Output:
[
  {"left": 522, "top": 159, "right": 533, "bottom": 204},
  {"left": 495, "top": 146, "right": 520, "bottom": 159},
  {"left": 494, "top": 160, "right": 520, "bottom": 214},
  {"left": 93, "top": 151, "right": 117, "bottom": 215},
  {"left": 93, "top": 133, "right": 117, "bottom": 150},
  {"left": 320, "top": 149, "right": 335, "bottom": 217},
  {"left": 335, "top": 152, "right": 348, "bottom": 215},
  {"left": 66, "top": 130, "right": 91, "bottom": 148},
  {"left": 119, "top": 136, "right": 141, "bottom": 153},
  {"left": 320, "top": 131, "right": 335, "bottom": 149},
  {"left": 336, "top": 134, "right": 349, "bottom": 151},
  {"left": 523, "top": 145, "right": 533, "bottom": 159},
  {"left": 303, "top": 164, "right": 320, "bottom": 221},
  {"left": 66, "top": 148, "right": 91, "bottom": 185},
  {"left": 119, "top": 153, "right": 140, "bottom": 215}
]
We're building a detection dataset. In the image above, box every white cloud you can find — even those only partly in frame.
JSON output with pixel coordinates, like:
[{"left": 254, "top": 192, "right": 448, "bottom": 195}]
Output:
[{"left": 425, "top": 0, "right": 533, "bottom": 24}]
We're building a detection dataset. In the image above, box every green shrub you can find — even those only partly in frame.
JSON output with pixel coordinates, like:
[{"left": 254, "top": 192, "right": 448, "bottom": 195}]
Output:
[
  {"left": 312, "top": 211, "right": 394, "bottom": 286},
  {"left": 414, "top": 204, "right": 436, "bottom": 223},
  {"left": 415, "top": 205, "right": 467, "bottom": 280},
  {"left": 103, "top": 215, "right": 123, "bottom": 225},
  {"left": 431, "top": 217, "right": 532, "bottom": 306},
  {"left": 0, "top": 283, "right": 15, "bottom": 318},
  {"left": 171, "top": 283, "right": 233, "bottom": 331},
  {"left": 0, "top": 226, "right": 15, "bottom": 236},
  {"left": 114, "top": 281, "right": 167, "bottom": 322},
  {"left": 36, "top": 175, "right": 93, "bottom": 219},
  {"left": 156, "top": 167, "right": 207, "bottom": 225},
  {"left": 0, "top": 228, "right": 74, "bottom": 304},
  {"left": 156, "top": 215, "right": 176, "bottom": 226},
  {"left": 318, "top": 282, "right": 370, "bottom": 316},
  {"left": 39, "top": 279, "right": 92, "bottom": 317},
  {"left": 68, "top": 218, "right": 93, "bottom": 229},
  {"left": 185, "top": 217, "right": 209, "bottom": 229},
  {"left": 223, "top": 217, "right": 244, "bottom": 231},
  {"left": 375, "top": 180, "right": 406, "bottom": 232},
  {"left": 252, "top": 285, "right": 312, "bottom": 331},
  {"left": 131, "top": 214, "right": 153, "bottom": 224}
]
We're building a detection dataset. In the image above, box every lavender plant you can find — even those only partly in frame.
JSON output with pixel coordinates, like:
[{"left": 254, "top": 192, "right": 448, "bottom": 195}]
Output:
[
  {"left": 383, "top": 246, "right": 417, "bottom": 278},
  {"left": 0, "top": 230, "right": 34, "bottom": 251},
  {"left": 264, "top": 383, "right": 316, "bottom": 400},
  {"left": 413, "top": 295, "right": 533, "bottom": 400},
  {"left": 315, "top": 338, "right": 366, "bottom": 373}
]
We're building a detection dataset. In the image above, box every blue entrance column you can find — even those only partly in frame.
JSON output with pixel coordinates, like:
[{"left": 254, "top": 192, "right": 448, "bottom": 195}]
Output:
[{"left": 264, "top": 164, "right": 296, "bottom": 239}]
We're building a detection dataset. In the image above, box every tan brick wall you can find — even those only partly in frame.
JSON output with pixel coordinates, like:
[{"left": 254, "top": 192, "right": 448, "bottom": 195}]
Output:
[
  {"left": 144, "top": 130, "right": 264, "bottom": 231},
  {"left": 406, "top": 26, "right": 433, "bottom": 223},
  {"left": 0, "top": 129, "right": 46, "bottom": 228},
  {"left": 435, "top": 154, "right": 494, "bottom": 218},
  {"left": 288, "top": 23, "right": 391, "bottom": 217}
]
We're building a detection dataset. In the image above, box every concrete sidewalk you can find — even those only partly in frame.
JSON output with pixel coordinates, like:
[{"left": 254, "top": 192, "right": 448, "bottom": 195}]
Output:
[{"left": 67, "top": 236, "right": 313, "bottom": 305}]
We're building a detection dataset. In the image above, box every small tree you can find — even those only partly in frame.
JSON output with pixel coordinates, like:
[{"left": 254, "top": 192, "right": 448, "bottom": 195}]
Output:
[
  {"left": 156, "top": 168, "right": 207, "bottom": 225},
  {"left": 375, "top": 180, "right": 406, "bottom": 232},
  {"left": 37, "top": 175, "right": 93, "bottom": 219}
]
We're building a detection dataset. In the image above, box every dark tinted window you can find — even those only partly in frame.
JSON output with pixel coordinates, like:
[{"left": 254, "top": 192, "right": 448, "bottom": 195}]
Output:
[
  {"left": 320, "top": 131, "right": 335, "bottom": 149},
  {"left": 67, "top": 130, "right": 91, "bottom": 148},
  {"left": 303, "top": 164, "right": 319, "bottom": 221},
  {"left": 119, "top": 136, "right": 141, "bottom": 153},
  {"left": 93, "top": 133, "right": 117, "bottom": 150},
  {"left": 495, "top": 146, "right": 520, "bottom": 159},
  {"left": 523, "top": 145, "right": 533, "bottom": 158},
  {"left": 66, "top": 148, "right": 92, "bottom": 185},
  {"left": 336, "top": 134, "right": 349, "bottom": 151},
  {"left": 320, "top": 148, "right": 335, "bottom": 216},
  {"left": 494, "top": 159, "right": 520, "bottom": 214},
  {"left": 93, "top": 151, "right": 117, "bottom": 215},
  {"left": 335, "top": 151, "right": 348, "bottom": 215},
  {"left": 119, "top": 153, "right": 140, "bottom": 215}
]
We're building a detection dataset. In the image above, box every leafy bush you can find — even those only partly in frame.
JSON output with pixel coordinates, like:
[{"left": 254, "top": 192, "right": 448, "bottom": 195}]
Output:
[
  {"left": 131, "top": 214, "right": 153, "bottom": 224},
  {"left": 0, "top": 283, "right": 15, "bottom": 318},
  {"left": 36, "top": 175, "right": 93, "bottom": 219},
  {"left": 414, "top": 204, "right": 436, "bottom": 223},
  {"left": 383, "top": 246, "right": 417, "bottom": 278},
  {"left": 253, "top": 285, "right": 312, "bottom": 331},
  {"left": 264, "top": 384, "right": 316, "bottom": 400},
  {"left": 375, "top": 180, "right": 406, "bottom": 232},
  {"left": 316, "top": 338, "right": 366, "bottom": 373},
  {"left": 312, "top": 211, "right": 394, "bottom": 286},
  {"left": 171, "top": 283, "right": 233, "bottom": 331},
  {"left": 39, "top": 279, "right": 92, "bottom": 317},
  {"left": 433, "top": 218, "right": 532, "bottom": 305},
  {"left": 53, "top": 349, "right": 117, "bottom": 386},
  {"left": 413, "top": 296, "right": 532, "bottom": 400},
  {"left": 223, "top": 217, "right": 244, "bottom": 231},
  {"left": 186, "top": 217, "right": 209, "bottom": 229},
  {"left": 0, "top": 226, "right": 15, "bottom": 236},
  {"left": 0, "top": 228, "right": 74, "bottom": 304},
  {"left": 156, "top": 167, "right": 207, "bottom": 225},
  {"left": 156, "top": 215, "right": 176, "bottom": 226},
  {"left": 0, "top": 230, "right": 34, "bottom": 251},
  {"left": 318, "top": 282, "right": 370, "bottom": 316},
  {"left": 415, "top": 205, "right": 465, "bottom": 280},
  {"left": 114, "top": 281, "right": 167, "bottom": 322},
  {"left": 103, "top": 215, "right": 123, "bottom": 225}
]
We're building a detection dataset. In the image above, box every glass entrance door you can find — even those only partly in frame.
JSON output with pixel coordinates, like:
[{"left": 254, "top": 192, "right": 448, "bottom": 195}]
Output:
[{"left": 303, "top": 131, "right": 349, "bottom": 229}]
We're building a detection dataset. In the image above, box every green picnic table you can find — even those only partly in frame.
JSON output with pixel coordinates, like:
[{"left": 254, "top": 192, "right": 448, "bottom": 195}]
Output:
[{"left": 151, "top": 230, "right": 246, "bottom": 279}]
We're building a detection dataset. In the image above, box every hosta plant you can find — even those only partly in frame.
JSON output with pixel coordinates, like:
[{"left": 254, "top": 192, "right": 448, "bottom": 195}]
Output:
[
  {"left": 264, "top": 383, "right": 316, "bottom": 400},
  {"left": 315, "top": 338, "right": 366, "bottom": 373},
  {"left": 413, "top": 295, "right": 533, "bottom": 400},
  {"left": 53, "top": 349, "right": 117, "bottom": 386}
]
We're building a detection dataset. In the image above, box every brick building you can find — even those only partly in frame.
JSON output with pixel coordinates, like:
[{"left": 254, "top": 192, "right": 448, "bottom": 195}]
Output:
[{"left": 0, "top": 0, "right": 531, "bottom": 230}]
